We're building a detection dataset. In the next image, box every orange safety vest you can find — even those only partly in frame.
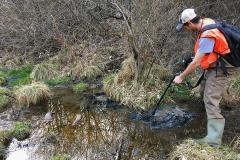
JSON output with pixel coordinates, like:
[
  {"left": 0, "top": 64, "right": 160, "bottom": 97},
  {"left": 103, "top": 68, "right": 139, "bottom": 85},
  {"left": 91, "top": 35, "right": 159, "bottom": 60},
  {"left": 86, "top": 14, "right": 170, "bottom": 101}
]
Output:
[{"left": 194, "top": 18, "right": 230, "bottom": 69}]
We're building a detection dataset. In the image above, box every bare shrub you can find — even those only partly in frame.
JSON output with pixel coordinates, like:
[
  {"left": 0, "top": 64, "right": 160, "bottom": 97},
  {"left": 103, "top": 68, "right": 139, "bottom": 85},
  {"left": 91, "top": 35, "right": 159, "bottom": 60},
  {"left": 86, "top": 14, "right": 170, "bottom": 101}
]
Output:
[
  {"left": 112, "top": 0, "right": 240, "bottom": 79},
  {"left": 0, "top": 0, "right": 117, "bottom": 62}
]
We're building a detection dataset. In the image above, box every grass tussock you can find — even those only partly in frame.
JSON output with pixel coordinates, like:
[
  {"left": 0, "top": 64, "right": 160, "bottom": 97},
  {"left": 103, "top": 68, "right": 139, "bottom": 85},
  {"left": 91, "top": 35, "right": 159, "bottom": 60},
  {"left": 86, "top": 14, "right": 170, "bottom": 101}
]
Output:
[
  {"left": 114, "top": 57, "right": 135, "bottom": 84},
  {"left": 71, "top": 63, "right": 85, "bottom": 80},
  {"left": 81, "top": 65, "right": 103, "bottom": 80},
  {"left": 15, "top": 82, "right": 52, "bottom": 107},
  {"left": 31, "top": 63, "right": 60, "bottom": 81},
  {"left": 169, "top": 139, "right": 239, "bottom": 160},
  {"left": 103, "top": 57, "right": 175, "bottom": 110},
  {"left": 71, "top": 63, "right": 103, "bottom": 81}
]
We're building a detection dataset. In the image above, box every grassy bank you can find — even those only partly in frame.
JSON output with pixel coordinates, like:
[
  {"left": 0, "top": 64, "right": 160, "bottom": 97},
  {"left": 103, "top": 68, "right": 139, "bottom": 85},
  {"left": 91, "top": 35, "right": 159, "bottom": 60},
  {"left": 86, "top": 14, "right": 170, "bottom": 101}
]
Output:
[
  {"left": 169, "top": 139, "right": 240, "bottom": 160},
  {"left": 103, "top": 57, "right": 193, "bottom": 110}
]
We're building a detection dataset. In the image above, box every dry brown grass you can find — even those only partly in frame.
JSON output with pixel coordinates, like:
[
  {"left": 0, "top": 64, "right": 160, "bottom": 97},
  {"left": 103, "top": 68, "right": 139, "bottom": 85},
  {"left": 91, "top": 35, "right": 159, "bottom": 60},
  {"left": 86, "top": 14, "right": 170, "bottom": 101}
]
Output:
[
  {"left": 30, "top": 63, "right": 60, "bottom": 81},
  {"left": 114, "top": 57, "right": 135, "bottom": 84},
  {"left": 71, "top": 63, "right": 85, "bottom": 79},
  {"left": 103, "top": 57, "right": 172, "bottom": 110},
  {"left": 15, "top": 82, "right": 52, "bottom": 107},
  {"left": 169, "top": 139, "right": 239, "bottom": 160},
  {"left": 81, "top": 66, "right": 103, "bottom": 80},
  {"left": 232, "top": 136, "right": 240, "bottom": 151},
  {"left": 229, "top": 75, "right": 240, "bottom": 100},
  {"left": 221, "top": 74, "right": 240, "bottom": 106}
]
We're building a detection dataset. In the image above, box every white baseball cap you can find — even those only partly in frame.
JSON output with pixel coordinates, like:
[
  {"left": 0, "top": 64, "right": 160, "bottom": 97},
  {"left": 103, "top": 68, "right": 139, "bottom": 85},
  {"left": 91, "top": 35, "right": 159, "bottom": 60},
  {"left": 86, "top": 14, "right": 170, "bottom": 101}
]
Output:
[{"left": 176, "top": 9, "right": 197, "bottom": 31}]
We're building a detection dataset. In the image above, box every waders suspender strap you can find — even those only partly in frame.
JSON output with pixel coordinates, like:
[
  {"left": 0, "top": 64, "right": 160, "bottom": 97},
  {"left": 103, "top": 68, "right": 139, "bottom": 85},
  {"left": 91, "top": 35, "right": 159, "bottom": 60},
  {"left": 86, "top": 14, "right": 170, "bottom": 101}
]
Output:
[
  {"left": 215, "top": 54, "right": 229, "bottom": 77},
  {"left": 185, "top": 71, "right": 205, "bottom": 89}
]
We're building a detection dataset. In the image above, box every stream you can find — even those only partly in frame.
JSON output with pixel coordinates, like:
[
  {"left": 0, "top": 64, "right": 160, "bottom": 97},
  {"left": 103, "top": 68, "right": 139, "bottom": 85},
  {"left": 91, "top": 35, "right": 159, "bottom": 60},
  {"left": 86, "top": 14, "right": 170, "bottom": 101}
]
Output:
[{"left": 2, "top": 87, "right": 240, "bottom": 160}]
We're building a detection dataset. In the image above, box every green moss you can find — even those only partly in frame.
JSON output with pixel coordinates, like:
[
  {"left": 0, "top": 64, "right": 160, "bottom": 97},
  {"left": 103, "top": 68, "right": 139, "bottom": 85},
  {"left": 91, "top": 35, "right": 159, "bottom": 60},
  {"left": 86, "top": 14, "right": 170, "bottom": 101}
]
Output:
[
  {"left": 8, "top": 65, "right": 33, "bottom": 87},
  {"left": 46, "top": 77, "right": 71, "bottom": 86},
  {"left": 103, "top": 74, "right": 115, "bottom": 85},
  {"left": 50, "top": 154, "right": 71, "bottom": 160},
  {"left": 73, "top": 82, "right": 88, "bottom": 94},
  {"left": 12, "top": 122, "right": 32, "bottom": 141}
]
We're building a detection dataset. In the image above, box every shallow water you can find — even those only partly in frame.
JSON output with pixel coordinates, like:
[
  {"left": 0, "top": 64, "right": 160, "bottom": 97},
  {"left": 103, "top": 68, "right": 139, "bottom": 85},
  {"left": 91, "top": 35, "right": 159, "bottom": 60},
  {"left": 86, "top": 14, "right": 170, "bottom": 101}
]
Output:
[{"left": 5, "top": 87, "right": 240, "bottom": 160}]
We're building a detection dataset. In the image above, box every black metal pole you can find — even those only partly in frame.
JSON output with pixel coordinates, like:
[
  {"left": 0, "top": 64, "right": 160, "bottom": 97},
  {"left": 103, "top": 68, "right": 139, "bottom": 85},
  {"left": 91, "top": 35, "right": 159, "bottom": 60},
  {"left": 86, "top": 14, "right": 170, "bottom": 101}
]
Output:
[{"left": 152, "top": 75, "right": 175, "bottom": 115}]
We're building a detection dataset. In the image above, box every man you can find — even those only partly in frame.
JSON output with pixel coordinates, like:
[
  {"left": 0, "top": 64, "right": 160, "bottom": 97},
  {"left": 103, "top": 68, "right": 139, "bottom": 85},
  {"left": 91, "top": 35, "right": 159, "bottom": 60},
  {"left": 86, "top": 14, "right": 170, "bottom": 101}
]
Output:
[{"left": 174, "top": 8, "right": 238, "bottom": 147}]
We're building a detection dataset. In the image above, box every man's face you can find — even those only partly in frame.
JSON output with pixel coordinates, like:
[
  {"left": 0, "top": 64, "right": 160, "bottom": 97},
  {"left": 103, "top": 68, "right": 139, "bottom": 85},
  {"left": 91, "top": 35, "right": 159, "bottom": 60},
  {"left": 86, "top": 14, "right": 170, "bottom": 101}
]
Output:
[{"left": 184, "top": 22, "right": 198, "bottom": 31}]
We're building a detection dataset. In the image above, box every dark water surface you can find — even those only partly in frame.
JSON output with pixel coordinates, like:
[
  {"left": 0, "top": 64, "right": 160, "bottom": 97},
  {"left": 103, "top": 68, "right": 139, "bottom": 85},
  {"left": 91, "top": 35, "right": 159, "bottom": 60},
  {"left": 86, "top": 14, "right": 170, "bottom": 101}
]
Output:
[{"left": 5, "top": 87, "right": 240, "bottom": 160}]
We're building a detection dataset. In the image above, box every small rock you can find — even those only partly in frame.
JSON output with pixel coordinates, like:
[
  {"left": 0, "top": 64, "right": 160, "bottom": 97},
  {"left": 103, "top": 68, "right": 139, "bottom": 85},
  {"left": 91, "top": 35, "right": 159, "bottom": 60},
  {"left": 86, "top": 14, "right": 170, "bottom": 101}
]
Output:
[
  {"left": 95, "top": 95, "right": 108, "bottom": 103},
  {"left": 72, "top": 114, "right": 81, "bottom": 126},
  {"left": 43, "top": 112, "right": 54, "bottom": 124}
]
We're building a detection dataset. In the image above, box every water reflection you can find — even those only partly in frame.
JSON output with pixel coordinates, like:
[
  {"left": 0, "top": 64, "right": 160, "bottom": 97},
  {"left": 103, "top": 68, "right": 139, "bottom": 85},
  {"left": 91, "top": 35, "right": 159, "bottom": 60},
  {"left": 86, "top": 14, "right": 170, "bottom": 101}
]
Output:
[
  {"left": 32, "top": 99, "right": 177, "bottom": 160},
  {"left": 6, "top": 88, "right": 207, "bottom": 160}
]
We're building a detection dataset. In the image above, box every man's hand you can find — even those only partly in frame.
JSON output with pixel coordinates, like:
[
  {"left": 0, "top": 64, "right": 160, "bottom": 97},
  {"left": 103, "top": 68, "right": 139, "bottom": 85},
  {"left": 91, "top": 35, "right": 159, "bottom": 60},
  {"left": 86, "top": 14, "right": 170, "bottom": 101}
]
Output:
[
  {"left": 174, "top": 52, "right": 203, "bottom": 84},
  {"left": 174, "top": 75, "right": 184, "bottom": 84}
]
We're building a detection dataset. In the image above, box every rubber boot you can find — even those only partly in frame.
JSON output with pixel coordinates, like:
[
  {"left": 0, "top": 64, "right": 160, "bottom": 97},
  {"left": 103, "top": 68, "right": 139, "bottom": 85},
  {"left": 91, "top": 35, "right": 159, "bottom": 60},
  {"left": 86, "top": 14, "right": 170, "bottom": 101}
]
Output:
[{"left": 194, "top": 118, "right": 225, "bottom": 147}]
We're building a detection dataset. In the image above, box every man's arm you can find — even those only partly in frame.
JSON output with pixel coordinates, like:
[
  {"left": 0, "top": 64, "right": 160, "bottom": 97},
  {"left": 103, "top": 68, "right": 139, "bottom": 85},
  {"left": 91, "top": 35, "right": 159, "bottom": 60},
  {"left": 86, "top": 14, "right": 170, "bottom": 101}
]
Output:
[
  {"left": 174, "top": 37, "right": 215, "bottom": 84},
  {"left": 174, "top": 52, "right": 204, "bottom": 84}
]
